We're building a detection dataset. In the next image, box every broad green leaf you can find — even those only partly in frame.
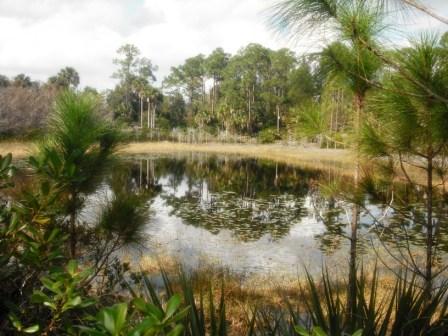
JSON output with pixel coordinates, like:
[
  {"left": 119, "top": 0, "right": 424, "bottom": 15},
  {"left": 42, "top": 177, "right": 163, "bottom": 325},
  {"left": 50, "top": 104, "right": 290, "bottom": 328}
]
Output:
[
  {"left": 41, "top": 277, "right": 61, "bottom": 294},
  {"left": 31, "top": 291, "right": 49, "bottom": 304},
  {"left": 100, "top": 303, "right": 128, "bottom": 335},
  {"left": 100, "top": 309, "right": 116, "bottom": 335},
  {"left": 114, "top": 303, "right": 128, "bottom": 334},
  {"left": 130, "top": 318, "right": 158, "bottom": 336},
  {"left": 43, "top": 301, "right": 57, "bottom": 310},
  {"left": 170, "top": 306, "right": 190, "bottom": 323},
  {"left": 23, "top": 325, "right": 40, "bottom": 333},
  {"left": 167, "top": 324, "right": 184, "bottom": 336},
  {"left": 312, "top": 327, "right": 327, "bottom": 336},
  {"left": 77, "top": 326, "right": 105, "bottom": 336},
  {"left": 67, "top": 260, "right": 78, "bottom": 276},
  {"left": 145, "top": 303, "right": 164, "bottom": 320},
  {"left": 165, "top": 294, "right": 181, "bottom": 319},
  {"left": 132, "top": 298, "right": 147, "bottom": 313},
  {"left": 62, "top": 296, "right": 82, "bottom": 311},
  {"left": 294, "top": 325, "right": 310, "bottom": 336}
]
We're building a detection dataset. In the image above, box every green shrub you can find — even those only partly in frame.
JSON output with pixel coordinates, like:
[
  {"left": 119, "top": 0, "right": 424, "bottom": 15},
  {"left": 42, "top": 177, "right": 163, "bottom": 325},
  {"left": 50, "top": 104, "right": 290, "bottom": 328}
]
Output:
[{"left": 257, "top": 128, "right": 280, "bottom": 144}]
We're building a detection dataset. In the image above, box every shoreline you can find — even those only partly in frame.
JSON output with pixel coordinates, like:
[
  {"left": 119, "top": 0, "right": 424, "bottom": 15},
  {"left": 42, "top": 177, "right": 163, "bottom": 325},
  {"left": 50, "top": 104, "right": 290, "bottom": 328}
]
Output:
[
  {"left": 0, "top": 140, "right": 354, "bottom": 172},
  {"left": 119, "top": 142, "right": 354, "bottom": 173}
]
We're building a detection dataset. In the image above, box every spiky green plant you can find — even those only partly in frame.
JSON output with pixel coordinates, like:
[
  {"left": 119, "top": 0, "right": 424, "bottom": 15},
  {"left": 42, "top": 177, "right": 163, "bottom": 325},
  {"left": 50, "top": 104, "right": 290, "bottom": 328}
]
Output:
[
  {"left": 129, "top": 267, "right": 230, "bottom": 336},
  {"left": 30, "top": 90, "right": 120, "bottom": 258},
  {"left": 285, "top": 265, "right": 448, "bottom": 336}
]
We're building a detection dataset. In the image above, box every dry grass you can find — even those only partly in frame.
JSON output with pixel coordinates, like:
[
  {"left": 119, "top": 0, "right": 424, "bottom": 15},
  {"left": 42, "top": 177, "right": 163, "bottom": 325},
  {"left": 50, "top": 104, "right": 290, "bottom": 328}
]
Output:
[
  {"left": 0, "top": 141, "right": 34, "bottom": 159},
  {"left": 0, "top": 140, "right": 355, "bottom": 174},
  {"left": 0, "top": 140, "right": 436, "bottom": 184},
  {"left": 127, "top": 253, "right": 400, "bottom": 335},
  {"left": 119, "top": 142, "right": 441, "bottom": 185},
  {"left": 119, "top": 141, "right": 355, "bottom": 173}
]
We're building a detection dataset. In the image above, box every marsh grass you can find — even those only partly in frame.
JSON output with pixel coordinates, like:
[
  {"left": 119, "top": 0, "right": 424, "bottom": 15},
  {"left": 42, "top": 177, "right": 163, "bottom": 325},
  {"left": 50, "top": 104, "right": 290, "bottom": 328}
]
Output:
[
  {"left": 0, "top": 141, "right": 439, "bottom": 187},
  {"left": 123, "top": 254, "right": 448, "bottom": 335}
]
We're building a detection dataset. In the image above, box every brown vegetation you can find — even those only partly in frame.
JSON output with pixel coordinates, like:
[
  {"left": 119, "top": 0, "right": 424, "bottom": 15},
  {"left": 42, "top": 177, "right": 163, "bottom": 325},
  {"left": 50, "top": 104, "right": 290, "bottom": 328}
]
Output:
[{"left": 0, "top": 86, "right": 56, "bottom": 138}]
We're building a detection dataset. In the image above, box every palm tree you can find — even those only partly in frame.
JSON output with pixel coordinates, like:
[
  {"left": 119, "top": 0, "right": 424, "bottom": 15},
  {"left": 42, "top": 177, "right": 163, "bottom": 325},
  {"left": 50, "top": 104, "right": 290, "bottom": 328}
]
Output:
[
  {"left": 30, "top": 90, "right": 120, "bottom": 258},
  {"left": 270, "top": 0, "right": 383, "bottom": 325}
]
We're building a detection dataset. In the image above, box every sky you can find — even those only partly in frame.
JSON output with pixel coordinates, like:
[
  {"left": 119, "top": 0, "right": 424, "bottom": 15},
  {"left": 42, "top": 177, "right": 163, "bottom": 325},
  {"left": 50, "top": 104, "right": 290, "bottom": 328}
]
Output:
[{"left": 0, "top": 0, "right": 447, "bottom": 90}]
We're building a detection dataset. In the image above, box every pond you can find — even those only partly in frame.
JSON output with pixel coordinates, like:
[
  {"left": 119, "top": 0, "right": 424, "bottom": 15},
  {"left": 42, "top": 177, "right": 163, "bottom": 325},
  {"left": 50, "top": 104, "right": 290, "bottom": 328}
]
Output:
[{"left": 82, "top": 152, "right": 446, "bottom": 278}]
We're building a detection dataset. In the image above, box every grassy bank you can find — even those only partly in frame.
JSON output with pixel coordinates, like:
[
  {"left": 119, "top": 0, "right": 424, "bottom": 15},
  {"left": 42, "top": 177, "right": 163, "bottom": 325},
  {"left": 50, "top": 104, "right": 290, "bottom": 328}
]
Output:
[
  {"left": 120, "top": 142, "right": 353, "bottom": 165},
  {"left": 1, "top": 141, "right": 438, "bottom": 184},
  {"left": 0, "top": 140, "right": 354, "bottom": 170}
]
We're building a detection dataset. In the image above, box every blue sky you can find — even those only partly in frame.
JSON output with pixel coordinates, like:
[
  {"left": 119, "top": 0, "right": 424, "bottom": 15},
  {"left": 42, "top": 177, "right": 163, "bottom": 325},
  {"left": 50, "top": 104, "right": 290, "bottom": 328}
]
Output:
[{"left": 0, "top": 0, "right": 446, "bottom": 90}]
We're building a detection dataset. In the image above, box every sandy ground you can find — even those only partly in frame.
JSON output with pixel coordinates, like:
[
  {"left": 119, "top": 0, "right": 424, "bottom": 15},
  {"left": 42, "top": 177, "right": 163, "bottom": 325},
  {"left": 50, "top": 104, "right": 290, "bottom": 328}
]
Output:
[
  {"left": 0, "top": 141, "right": 34, "bottom": 159},
  {"left": 0, "top": 140, "right": 354, "bottom": 169}
]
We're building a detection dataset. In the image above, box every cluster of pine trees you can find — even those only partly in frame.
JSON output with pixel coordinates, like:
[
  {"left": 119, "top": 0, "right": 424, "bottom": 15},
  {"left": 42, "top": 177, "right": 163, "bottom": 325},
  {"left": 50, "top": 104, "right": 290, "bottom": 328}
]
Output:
[{"left": 107, "top": 43, "right": 330, "bottom": 138}]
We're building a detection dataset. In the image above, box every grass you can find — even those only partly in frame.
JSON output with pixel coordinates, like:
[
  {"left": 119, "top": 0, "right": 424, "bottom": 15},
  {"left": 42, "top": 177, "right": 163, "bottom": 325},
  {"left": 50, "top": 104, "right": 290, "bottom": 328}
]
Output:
[
  {"left": 0, "top": 140, "right": 354, "bottom": 173},
  {"left": 0, "top": 140, "right": 440, "bottom": 185},
  {"left": 0, "top": 141, "right": 34, "bottom": 159},
  {"left": 120, "top": 142, "right": 354, "bottom": 172},
  {"left": 121, "top": 253, "right": 448, "bottom": 335},
  {"left": 127, "top": 254, "right": 401, "bottom": 335}
]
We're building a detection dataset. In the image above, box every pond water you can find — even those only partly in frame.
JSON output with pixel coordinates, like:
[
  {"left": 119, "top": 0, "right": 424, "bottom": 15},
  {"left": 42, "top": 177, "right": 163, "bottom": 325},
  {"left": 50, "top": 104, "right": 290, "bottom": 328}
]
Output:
[{"left": 82, "top": 153, "right": 446, "bottom": 278}]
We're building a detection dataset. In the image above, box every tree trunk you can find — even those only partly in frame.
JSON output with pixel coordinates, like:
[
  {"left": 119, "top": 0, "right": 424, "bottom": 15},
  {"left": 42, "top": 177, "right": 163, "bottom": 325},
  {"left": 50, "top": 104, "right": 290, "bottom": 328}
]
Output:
[
  {"left": 276, "top": 104, "right": 280, "bottom": 134},
  {"left": 140, "top": 96, "right": 143, "bottom": 128},
  {"left": 247, "top": 88, "right": 251, "bottom": 134},
  {"left": 347, "top": 93, "right": 363, "bottom": 325},
  {"left": 425, "top": 155, "right": 434, "bottom": 298},
  {"left": 211, "top": 78, "right": 216, "bottom": 116},
  {"left": 147, "top": 99, "right": 151, "bottom": 128},
  {"left": 335, "top": 90, "right": 340, "bottom": 148},
  {"left": 152, "top": 105, "right": 156, "bottom": 129}
]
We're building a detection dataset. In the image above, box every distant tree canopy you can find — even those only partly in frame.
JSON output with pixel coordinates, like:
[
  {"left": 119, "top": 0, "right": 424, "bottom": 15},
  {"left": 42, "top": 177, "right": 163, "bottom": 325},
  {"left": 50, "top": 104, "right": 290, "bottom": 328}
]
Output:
[
  {"left": 161, "top": 43, "right": 323, "bottom": 135},
  {"left": 48, "top": 67, "right": 80, "bottom": 89},
  {"left": 6, "top": 32, "right": 448, "bottom": 142},
  {"left": 12, "top": 74, "right": 34, "bottom": 88},
  {"left": 0, "top": 67, "right": 80, "bottom": 138},
  {"left": 0, "top": 43, "right": 354, "bottom": 140},
  {"left": 108, "top": 44, "right": 159, "bottom": 122}
]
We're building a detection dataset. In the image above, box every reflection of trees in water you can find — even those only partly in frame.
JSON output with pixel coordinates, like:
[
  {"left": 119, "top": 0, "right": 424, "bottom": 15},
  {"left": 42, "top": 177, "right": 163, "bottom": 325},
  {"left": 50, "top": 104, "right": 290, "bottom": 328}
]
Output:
[
  {"left": 311, "top": 170, "right": 448, "bottom": 276},
  {"left": 145, "top": 155, "right": 322, "bottom": 241},
  {"left": 165, "top": 192, "right": 304, "bottom": 241},
  {"left": 311, "top": 191, "right": 346, "bottom": 254},
  {"left": 98, "top": 155, "right": 448, "bottom": 292},
  {"left": 103, "top": 160, "right": 163, "bottom": 218},
  {"left": 360, "top": 182, "right": 448, "bottom": 260},
  {"left": 111, "top": 155, "right": 448, "bottom": 264},
  {"left": 123, "top": 159, "right": 162, "bottom": 196}
]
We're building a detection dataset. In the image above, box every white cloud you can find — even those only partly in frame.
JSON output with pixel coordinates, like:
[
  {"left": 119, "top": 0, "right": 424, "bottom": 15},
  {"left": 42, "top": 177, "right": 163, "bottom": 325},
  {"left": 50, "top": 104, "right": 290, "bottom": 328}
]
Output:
[{"left": 0, "top": 0, "right": 446, "bottom": 90}]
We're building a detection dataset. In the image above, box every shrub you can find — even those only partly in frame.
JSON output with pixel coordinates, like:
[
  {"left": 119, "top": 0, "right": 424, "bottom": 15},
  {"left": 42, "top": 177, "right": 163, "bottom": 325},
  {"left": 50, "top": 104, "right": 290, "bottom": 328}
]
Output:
[{"left": 257, "top": 128, "right": 280, "bottom": 144}]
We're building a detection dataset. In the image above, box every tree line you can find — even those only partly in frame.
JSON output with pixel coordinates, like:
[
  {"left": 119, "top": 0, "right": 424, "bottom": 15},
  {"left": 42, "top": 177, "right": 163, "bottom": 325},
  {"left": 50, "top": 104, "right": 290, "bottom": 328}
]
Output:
[
  {"left": 0, "top": 44, "right": 328, "bottom": 141},
  {"left": 2, "top": 33, "right": 448, "bottom": 146},
  {"left": 0, "top": 67, "right": 98, "bottom": 138},
  {"left": 107, "top": 43, "right": 325, "bottom": 140}
]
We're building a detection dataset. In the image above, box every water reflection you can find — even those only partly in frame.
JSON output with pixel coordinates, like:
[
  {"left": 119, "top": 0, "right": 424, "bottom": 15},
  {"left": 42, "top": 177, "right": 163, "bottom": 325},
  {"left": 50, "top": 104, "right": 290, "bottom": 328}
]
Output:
[
  {"left": 89, "top": 153, "right": 447, "bottom": 276},
  {"left": 98, "top": 154, "right": 347, "bottom": 275},
  {"left": 160, "top": 157, "right": 319, "bottom": 241}
]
